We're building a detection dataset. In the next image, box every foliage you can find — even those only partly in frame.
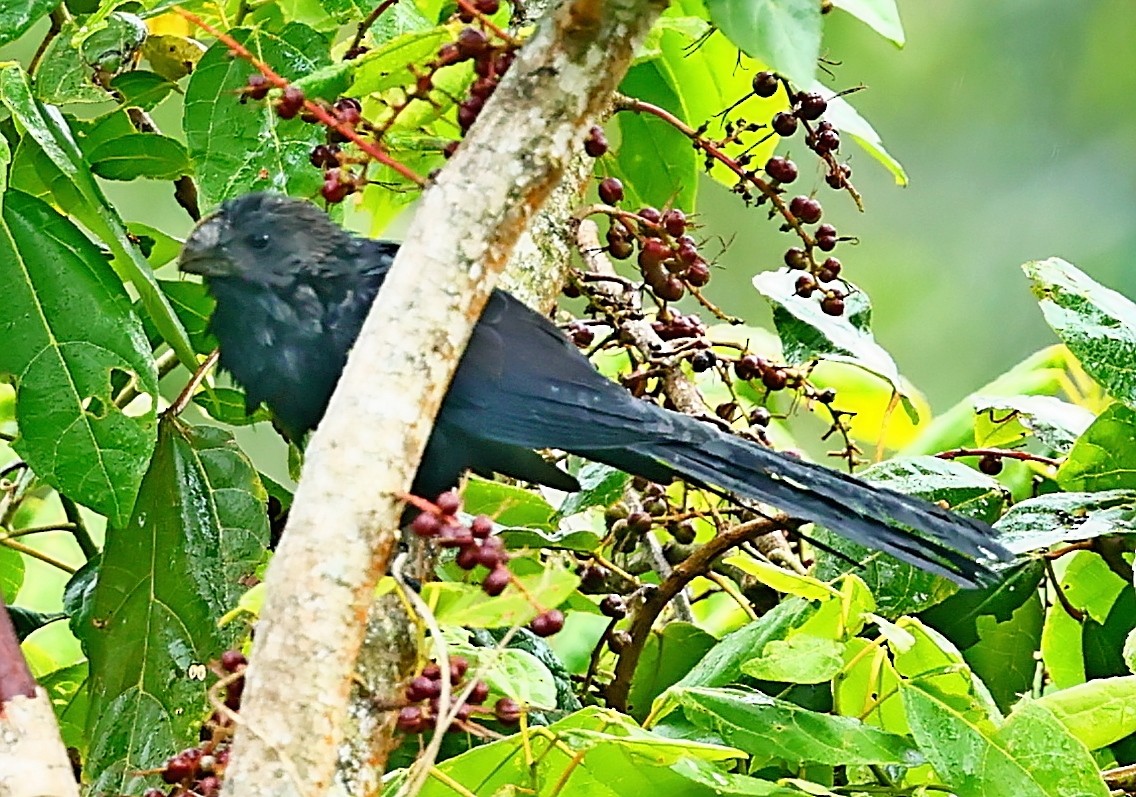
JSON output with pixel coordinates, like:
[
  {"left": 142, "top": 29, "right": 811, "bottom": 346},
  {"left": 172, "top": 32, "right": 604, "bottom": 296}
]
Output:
[{"left": 0, "top": 0, "right": 1134, "bottom": 795}]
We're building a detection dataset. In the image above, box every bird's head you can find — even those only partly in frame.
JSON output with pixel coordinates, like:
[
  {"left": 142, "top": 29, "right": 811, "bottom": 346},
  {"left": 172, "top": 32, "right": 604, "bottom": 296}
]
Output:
[{"left": 179, "top": 192, "right": 355, "bottom": 287}]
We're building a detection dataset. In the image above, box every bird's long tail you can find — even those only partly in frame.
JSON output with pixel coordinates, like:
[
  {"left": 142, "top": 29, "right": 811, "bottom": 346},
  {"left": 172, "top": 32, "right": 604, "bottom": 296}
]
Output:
[{"left": 613, "top": 427, "right": 1010, "bottom": 587}]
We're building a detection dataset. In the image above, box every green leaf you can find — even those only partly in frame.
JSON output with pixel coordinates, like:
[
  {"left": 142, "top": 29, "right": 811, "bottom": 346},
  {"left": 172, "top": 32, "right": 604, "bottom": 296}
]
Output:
[
  {"left": 0, "top": 0, "right": 57, "bottom": 47},
  {"left": 994, "top": 490, "right": 1136, "bottom": 553},
  {"left": 741, "top": 634, "right": 845, "bottom": 684},
  {"left": 921, "top": 560, "right": 1044, "bottom": 650},
  {"left": 703, "top": 0, "right": 821, "bottom": 86},
  {"left": 183, "top": 24, "right": 331, "bottom": 208},
  {"left": 1058, "top": 403, "right": 1136, "bottom": 491},
  {"left": 903, "top": 687, "right": 1108, "bottom": 797},
  {"left": 39, "top": 661, "right": 89, "bottom": 754},
  {"left": 410, "top": 706, "right": 744, "bottom": 797},
  {"left": 109, "top": 70, "right": 179, "bottom": 111},
  {"left": 830, "top": 0, "right": 904, "bottom": 46},
  {"left": 555, "top": 462, "right": 630, "bottom": 519},
  {"left": 974, "top": 394, "right": 1093, "bottom": 453},
  {"left": 193, "top": 387, "right": 271, "bottom": 427},
  {"left": 462, "top": 475, "right": 556, "bottom": 530},
  {"left": 610, "top": 63, "right": 698, "bottom": 212},
  {"left": 962, "top": 590, "right": 1044, "bottom": 713},
  {"left": 6, "top": 605, "right": 65, "bottom": 640},
  {"left": 673, "top": 686, "right": 923, "bottom": 767},
  {"left": 1036, "top": 676, "right": 1136, "bottom": 750},
  {"left": 628, "top": 622, "right": 717, "bottom": 721},
  {"left": 1041, "top": 552, "right": 1125, "bottom": 689},
  {"left": 32, "top": 21, "right": 114, "bottom": 105},
  {"left": 1024, "top": 258, "right": 1136, "bottom": 406},
  {"left": 814, "top": 457, "right": 1005, "bottom": 617},
  {"left": 0, "top": 545, "right": 25, "bottom": 603},
  {"left": 753, "top": 268, "right": 911, "bottom": 410},
  {"left": 0, "top": 63, "right": 197, "bottom": 370},
  {"left": 88, "top": 132, "right": 191, "bottom": 181},
  {"left": 81, "top": 417, "right": 269, "bottom": 795},
  {"left": 0, "top": 191, "right": 157, "bottom": 525}
]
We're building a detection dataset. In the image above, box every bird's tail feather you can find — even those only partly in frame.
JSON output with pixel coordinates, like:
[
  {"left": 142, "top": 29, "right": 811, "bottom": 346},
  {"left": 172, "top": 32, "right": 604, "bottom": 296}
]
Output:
[{"left": 614, "top": 429, "right": 1009, "bottom": 587}]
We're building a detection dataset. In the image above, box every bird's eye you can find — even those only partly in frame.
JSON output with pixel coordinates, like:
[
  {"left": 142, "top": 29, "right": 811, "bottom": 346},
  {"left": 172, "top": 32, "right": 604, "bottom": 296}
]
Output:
[{"left": 248, "top": 233, "right": 271, "bottom": 250}]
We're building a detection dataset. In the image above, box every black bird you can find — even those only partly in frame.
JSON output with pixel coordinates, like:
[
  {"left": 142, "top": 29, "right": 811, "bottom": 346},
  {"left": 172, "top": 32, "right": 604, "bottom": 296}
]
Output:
[{"left": 178, "top": 192, "right": 1009, "bottom": 586}]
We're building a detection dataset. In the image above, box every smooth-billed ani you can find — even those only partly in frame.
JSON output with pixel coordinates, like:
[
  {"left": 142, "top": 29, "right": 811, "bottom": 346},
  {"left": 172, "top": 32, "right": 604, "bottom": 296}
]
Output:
[{"left": 179, "top": 192, "right": 1010, "bottom": 586}]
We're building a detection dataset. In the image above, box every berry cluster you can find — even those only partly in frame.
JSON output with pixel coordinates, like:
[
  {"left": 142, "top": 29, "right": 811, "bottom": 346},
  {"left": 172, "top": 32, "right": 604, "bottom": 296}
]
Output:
[
  {"left": 146, "top": 650, "right": 246, "bottom": 797},
  {"left": 436, "top": 24, "right": 517, "bottom": 142},
  {"left": 408, "top": 491, "right": 565, "bottom": 636},
  {"left": 597, "top": 198, "right": 711, "bottom": 303},
  {"left": 395, "top": 654, "right": 522, "bottom": 734}
]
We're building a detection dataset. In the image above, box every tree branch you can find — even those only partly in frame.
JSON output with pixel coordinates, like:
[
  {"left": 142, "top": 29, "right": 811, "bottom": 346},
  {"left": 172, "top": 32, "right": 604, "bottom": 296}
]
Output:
[{"left": 220, "top": 0, "right": 668, "bottom": 792}]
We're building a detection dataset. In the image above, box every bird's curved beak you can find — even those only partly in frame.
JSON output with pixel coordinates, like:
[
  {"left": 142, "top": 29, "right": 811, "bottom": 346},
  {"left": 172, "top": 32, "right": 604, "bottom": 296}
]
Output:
[{"left": 178, "top": 212, "right": 234, "bottom": 277}]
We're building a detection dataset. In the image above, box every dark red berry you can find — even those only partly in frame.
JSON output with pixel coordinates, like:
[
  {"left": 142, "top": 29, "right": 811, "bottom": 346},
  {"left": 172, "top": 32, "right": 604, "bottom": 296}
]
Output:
[
  {"left": 406, "top": 675, "right": 439, "bottom": 701},
  {"left": 450, "top": 656, "right": 469, "bottom": 683},
  {"left": 819, "top": 257, "right": 842, "bottom": 281},
  {"left": 600, "top": 594, "right": 627, "bottom": 618},
  {"left": 771, "top": 112, "right": 798, "bottom": 137},
  {"left": 734, "top": 354, "right": 762, "bottom": 381},
  {"left": 482, "top": 565, "right": 510, "bottom": 596},
  {"left": 686, "top": 260, "right": 710, "bottom": 287},
  {"left": 457, "top": 97, "right": 483, "bottom": 131},
  {"left": 495, "top": 697, "right": 522, "bottom": 724},
  {"left": 436, "top": 491, "right": 462, "bottom": 515},
  {"left": 820, "top": 293, "right": 845, "bottom": 316},
  {"left": 638, "top": 207, "right": 662, "bottom": 226},
  {"left": 411, "top": 512, "right": 442, "bottom": 538},
  {"left": 751, "top": 70, "right": 779, "bottom": 98},
  {"left": 598, "top": 177, "right": 624, "bottom": 204},
  {"left": 530, "top": 609, "right": 565, "bottom": 637},
  {"left": 334, "top": 97, "right": 362, "bottom": 126},
  {"left": 584, "top": 126, "right": 608, "bottom": 157},
  {"left": 143, "top": 790, "right": 165, "bottom": 797},
  {"left": 816, "top": 223, "right": 836, "bottom": 239},
  {"left": 783, "top": 247, "right": 808, "bottom": 269},
  {"left": 816, "top": 236, "right": 836, "bottom": 252},
  {"left": 690, "top": 350, "right": 716, "bottom": 372},
  {"left": 627, "top": 511, "right": 652, "bottom": 534},
  {"left": 475, "top": 0, "right": 500, "bottom": 12},
  {"left": 467, "top": 679, "right": 490, "bottom": 704},
  {"left": 397, "top": 705, "right": 427, "bottom": 733},
  {"left": 762, "top": 368, "right": 788, "bottom": 391},
  {"left": 795, "top": 91, "right": 827, "bottom": 121},
  {"left": 662, "top": 209, "right": 687, "bottom": 237},
  {"left": 789, "top": 195, "right": 822, "bottom": 224},
  {"left": 321, "top": 172, "right": 351, "bottom": 203},
  {"left": 638, "top": 238, "right": 671, "bottom": 268},
  {"left": 608, "top": 237, "right": 633, "bottom": 260},
  {"left": 162, "top": 754, "right": 196, "bottom": 784},
  {"left": 750, "top": 406, "right": 771, "bottom": 426},
  {"left": 422, "top": 663, "right": 442, "bottom": 680},
  {"left": 309, "top": 144, "right": 340, "bottom": 168},
  {"left": 813, "top": 128, "right": 840, "bottom": 154},
  {"left": 764, "top": 156, "right": 798, "bottom": 183},
  {"left": 979, "top": 454, "right": 1004, "bottom": 475},
  {"left": 608, "top": 629, "right": 632, "bottom": 653},
  {"left": 456, "top": 545, "right": 480, "bottom": 570},
  {"left": 245, "top": 74, "right": 270, "bottom": 100},
  {"left": 569, "top": 321, "right": 595, "bottom": 348},
  {"left": 794, "top": 274, "right": 816, "bottom": 297},
  {"left": 456, "top": 27, "right": 489, "bottom": 58},
  {"left": 275, "top": 86, "right": 304, "bottom": 119},
  {"left": 475, "top": 536, "right": 506, "bottom": 568},
  {"left": 220, "top": 650, "right": 247, "bottom": 673},
  {"left": 471, "top": 515, "right": 493, "bottom": 538},
  {"left": 826, "top": 163, "right": 852, "bottom": 190},
  {"left": 654, "top": 277, "right": 685, "bottom": 302}
]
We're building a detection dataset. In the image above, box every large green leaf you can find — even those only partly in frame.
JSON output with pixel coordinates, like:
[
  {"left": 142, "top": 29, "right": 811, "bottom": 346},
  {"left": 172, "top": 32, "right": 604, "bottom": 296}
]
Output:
[
  {"left": 903, "top": 687, "right": 1108, "bottom": 797},
  {"left": 1024, "top": 258, "right": 1136, "bottom": 406},
  {"left": 1058, "top": 403, "right": 1136, "bottom": 491},
  {"left": 1036, "top": 676, "right": 1136, "bottom": 751},
  {"left": 702, "top": 0, "right": 820, "bottom": 87},
  {"left": 0, "top": 0, "right": 57, "bottom": 47},
  {"left": 994, "top": 490, "right": 1136, "bottom": 553},
  {"left": 0, "top": 63, "right": 197, "bottom": 370},
  {"left": 183, "top": 24, "right": 331, "bottom": 208},
  {"left": 88, "top": 132, "right": 192, "bottom": 181},
  {"left": 973, "top": 394, "right": 1093, "bottom": 453},
  {"left": 830, "top": 0, "right": 903, "bottom": 46},
  {"left": 0, "top": 191, "right": 157, "bottom": 524},
  {"left": 672, "top": 686, "right": 923, "bottom": 767},
  {"left": 81, "top": 417, "right": 269, "bottom": 795}
]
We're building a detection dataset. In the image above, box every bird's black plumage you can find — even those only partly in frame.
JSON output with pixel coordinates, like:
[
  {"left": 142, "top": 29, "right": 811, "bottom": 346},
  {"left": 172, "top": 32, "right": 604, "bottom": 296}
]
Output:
[{"left": 179, "top": 192, "right": 1011, "bottom": 586}]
